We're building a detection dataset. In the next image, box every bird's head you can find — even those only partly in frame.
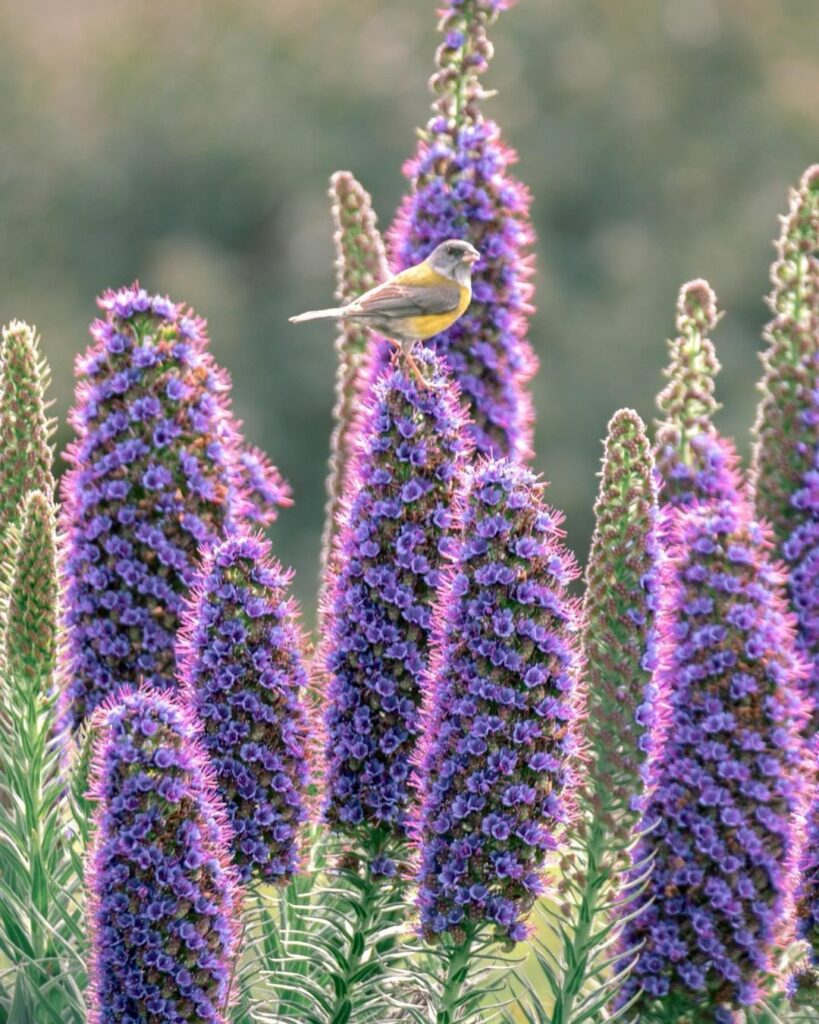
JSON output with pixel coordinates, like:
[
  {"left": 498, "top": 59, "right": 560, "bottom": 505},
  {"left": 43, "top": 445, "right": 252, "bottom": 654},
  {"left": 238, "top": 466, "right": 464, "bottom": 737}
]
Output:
[{"left": 426, "top": 239, "right": 481, "bottom": 286}]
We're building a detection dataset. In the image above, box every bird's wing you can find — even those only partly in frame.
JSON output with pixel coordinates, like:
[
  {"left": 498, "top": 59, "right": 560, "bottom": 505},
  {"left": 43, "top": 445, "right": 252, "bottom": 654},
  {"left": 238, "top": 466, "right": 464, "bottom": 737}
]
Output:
[{"left": 345, "top": 271, "right": 460, "bottom": 320}]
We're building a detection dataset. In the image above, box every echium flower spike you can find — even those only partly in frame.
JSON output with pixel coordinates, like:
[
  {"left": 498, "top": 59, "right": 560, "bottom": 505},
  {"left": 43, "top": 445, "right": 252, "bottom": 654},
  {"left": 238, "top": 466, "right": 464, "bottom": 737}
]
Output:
[
  {"left": 747, "top": 166, "right": 819, "bottom": 988},
  {"left": 0, "top": 490, "right": 59, "bottom": 683},
  {"left": 323, "top": 348, "right": 470, "bottom": 847},
  {"left": 415, "top": 459, "right": 583, "bottom": 945},
  {"left": 750, "top": 165, "right": 819, "bottom": 726},
  {"left": 389, "top": 0, "right": 537, "bottom": 460},
  {"left": 179, "top": 533, "right": 312, "bottom": 884},
  {"left": 582, "top": 409, "right": 663, "bottom": 844},
  {"left": 619, "top": 451, "right": 808, "bottom": 1021},
  {"left": 654, "top": 279, "right": 734, "bottom": 509},
  {"left": 0, "top": 320, "right": 55, "bottom": 566},
  {"left": 59, "top": 284, "right": 288, "bottom": 734},
  {"left": 318, "top": 172, "right": 389, "bottom": 623},
  {"left": 86, "top": 689, "right": 240, "bottom": 1024}
]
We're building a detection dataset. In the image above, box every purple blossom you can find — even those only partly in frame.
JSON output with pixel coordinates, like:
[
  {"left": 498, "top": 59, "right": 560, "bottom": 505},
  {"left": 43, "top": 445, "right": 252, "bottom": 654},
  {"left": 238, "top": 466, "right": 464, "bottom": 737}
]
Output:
[
  {"left": 414, "top": 459, "right": 583, "bottom": 944},
  {"left": 178, "top": 533, "right": 312, "bottom": 883},
  {"left": 388, "top": 0, "right": 536, "bottom": 460},
  {"left": 322, "top": 347, "right": 470, "bottom": 842},
  {"left": 86, "top": 689, "right": 240, "bottom": 1024},
  {"left": 619, "top": 454, "right": 809, "bottom": 1017},
  {"left": 59, "top": 284, "right": 288, "bottom": 733}
]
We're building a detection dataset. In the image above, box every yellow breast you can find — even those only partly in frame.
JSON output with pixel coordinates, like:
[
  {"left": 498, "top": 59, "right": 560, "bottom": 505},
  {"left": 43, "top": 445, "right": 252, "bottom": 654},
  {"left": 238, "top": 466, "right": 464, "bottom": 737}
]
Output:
[{"left": 405, "top": 279, "right": 472, "bottom": 341}]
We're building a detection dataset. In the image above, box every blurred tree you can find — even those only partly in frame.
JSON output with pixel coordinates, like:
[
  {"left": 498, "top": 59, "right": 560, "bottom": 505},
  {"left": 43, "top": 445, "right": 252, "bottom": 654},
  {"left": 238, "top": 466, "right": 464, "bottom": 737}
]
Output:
[{"left": 0, "top": 0, "right": 816, "bottom": 620}]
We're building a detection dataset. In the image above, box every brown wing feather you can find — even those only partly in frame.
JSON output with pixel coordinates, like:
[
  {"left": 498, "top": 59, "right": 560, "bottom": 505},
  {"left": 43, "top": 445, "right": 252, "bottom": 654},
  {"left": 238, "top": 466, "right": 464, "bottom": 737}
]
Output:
[{"left": 344, "top": 276, "right": 460, "bottom": 320}]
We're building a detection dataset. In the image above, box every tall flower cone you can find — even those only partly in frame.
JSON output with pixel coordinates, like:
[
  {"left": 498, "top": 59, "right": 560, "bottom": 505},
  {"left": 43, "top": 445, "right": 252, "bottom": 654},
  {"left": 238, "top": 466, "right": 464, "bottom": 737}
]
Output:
[
  {"left": 389, "top": 0, "right": 537, "bottom": 460},
  {"left": 0, "top": 490, "right": 59, "bottom": 683},
  {"left": 318, "top": 171, "right": 390, "bottom": 627},
  {"left": 654, "top": 279, "right": 734, "bottom": 510},
  {"left": 178, "top": 532, "right": 312, "bottom": 884},
  {"left": 59, "top": 284, "right": 288, "bottom": 735},
  {"left": 582, "top": 409, "right": 664, "bottom": 842},
  {"left": 414, "top": 459, "right": 582, "bottom": 1010},
  {"left": 748, "top": 165, "right": 819, "bottom": 989},
  {"left": 618, "top": 452, "right": 809, "bottom": 1022},
  {"left": 545, "top": 411, "right": 665, "bottom": 1021},
  {"left": 0, "top": 320, "right": 55, "bottom": 569},
  {"left": 322, "top": 347, "right": 470, "bottom": 856},
  {"left": 86, "top": 689, "right": 241, "bottom": 1024}
]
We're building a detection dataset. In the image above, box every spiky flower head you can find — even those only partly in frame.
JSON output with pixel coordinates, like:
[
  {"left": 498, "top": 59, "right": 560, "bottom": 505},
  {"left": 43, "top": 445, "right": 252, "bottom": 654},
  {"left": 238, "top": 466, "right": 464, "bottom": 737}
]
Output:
[
  {"left": 415, "top": 458, "right": 582, "bottom": 944},
  {"left": 178, "top": 532, "right": 312, "bottom": 884},
  {"left": 581, "top": 409, "right": 664, "bottom": 842},
  {"left": 59, "top": 284, "right": 288, "bottom": 735},
  {"left": 654, "top": 280, "right": 734, "bottom": 509},
  {"left": 749, "top": 166, "right": 819, "bottom": 973},
  {"left": 619, "top": 453, "right": 808, "bottom": 1021},
  {"left": 86, "top": 689, "right": 240, "bottom": 1024},
  {"left": 751, "top": 165, "right": 819, "bottom": 723},
  {"left": 238, "top": 445, "right": 292, "bottom": 527},
  {"left": 322, "top": 348, "right": 470, "bottom": 846},
  {"left": 318, "top": 172, "right": 390, "bottom": 621},
  {"left": 0, "top": 490, "right": 59, "bottom": 683},
  {"left": 389, "top": 0, "right": 536, "bottom": 460},
  {"left": 0, "top": 320, "right": 55, "bottom": 566}
]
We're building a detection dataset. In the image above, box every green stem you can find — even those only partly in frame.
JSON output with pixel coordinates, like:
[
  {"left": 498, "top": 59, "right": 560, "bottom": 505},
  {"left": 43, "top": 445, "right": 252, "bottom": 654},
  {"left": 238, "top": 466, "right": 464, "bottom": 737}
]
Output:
[
  {"left": 437, "top": 935, "right": 473, "bottom": 1024},
  {"left": 329, "top": 830, "right": 393, "bottom": 1024},
  {"left": 552, "top": 818, "right": 607, "bottom": 1024}
]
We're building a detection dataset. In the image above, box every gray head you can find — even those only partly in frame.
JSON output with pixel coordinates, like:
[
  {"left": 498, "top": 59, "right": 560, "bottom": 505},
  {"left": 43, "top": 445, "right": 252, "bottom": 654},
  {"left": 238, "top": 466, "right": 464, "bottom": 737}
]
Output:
[{"left": 426, "top": 239, "right": 481, "bottom": 285}]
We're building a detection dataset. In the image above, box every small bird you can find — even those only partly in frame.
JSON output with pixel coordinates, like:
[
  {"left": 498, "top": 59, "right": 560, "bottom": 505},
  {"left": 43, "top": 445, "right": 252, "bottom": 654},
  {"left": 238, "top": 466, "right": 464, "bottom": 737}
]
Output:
[{"left": 289, "top": 238, "right": 480, "bottom": 385}]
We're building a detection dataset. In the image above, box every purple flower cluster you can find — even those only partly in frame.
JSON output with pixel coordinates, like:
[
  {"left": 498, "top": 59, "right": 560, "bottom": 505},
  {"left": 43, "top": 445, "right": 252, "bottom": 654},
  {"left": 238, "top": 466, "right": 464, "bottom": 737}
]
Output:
[
  {"left": 414, "top": 459, "right": 582, "bottom": 944},
  {"left": 237, "top": 445, "right": 292, "bottom": 527},
  {"left": 87, "top": 689, "right": 240, "bottom": 1024},
  {"left": 322, "top": 347, "right": 470, "bottom": 840},
  {"left": 178, "top": 533, "right": 312, "bottom": 884},
  {"left": 389, "top": 0, "right": 536, "bottom": 460},
  {"left": 581, "top": 409, "right": 664, "bottom": 840},
  {"left": 59, "top": 284, "right": 287, "bottom": 733},
  {"left": 620, "top": 454, "right": 809, "bottom": 1019},
  {"left": 654, "top": 280, "right": 734, "bottom": 510}
]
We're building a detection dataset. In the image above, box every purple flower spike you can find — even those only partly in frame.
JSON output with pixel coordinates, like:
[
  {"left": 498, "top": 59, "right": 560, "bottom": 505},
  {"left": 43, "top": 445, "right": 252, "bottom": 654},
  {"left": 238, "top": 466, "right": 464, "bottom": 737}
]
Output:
[
  {"left": 322, "top": 347, "right": 470, "bottom": 843},
  {"left": 389, "top": 0, "right": 536, "bottom": 460},
  {"left": 86, "top": 689, "right": 240, "bottom": 1024},
  {"left": 238, "top": 445, "right": 293, "bottom": 527},
  {"left": 59, "top": 283, "right": 288, "bottom": 733},
  {"left": 414, "top": 459, "right": 583, "bottom": 944},
  {"left": 178, "top": 532, "right": 312, "bottom": 884},
  {"left": 655, "top": 280, "right": 735, "bottom": 510},
  {"left": 619, "top": 451, "right": 809, "bottom": 1019}
]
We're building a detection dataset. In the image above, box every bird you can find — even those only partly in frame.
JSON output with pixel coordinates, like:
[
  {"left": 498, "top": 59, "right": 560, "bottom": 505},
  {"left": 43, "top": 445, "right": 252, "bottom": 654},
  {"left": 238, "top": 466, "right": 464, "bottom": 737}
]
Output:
[{"left": 289, "top": 238, "right": 480, "bottom": 386}]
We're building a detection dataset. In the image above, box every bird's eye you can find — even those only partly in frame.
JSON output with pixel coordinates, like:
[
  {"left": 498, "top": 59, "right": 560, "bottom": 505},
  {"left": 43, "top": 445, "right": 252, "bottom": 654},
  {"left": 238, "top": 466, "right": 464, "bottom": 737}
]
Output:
[{"left": 447, "top": 245, "right": 458, "bottom": 256}]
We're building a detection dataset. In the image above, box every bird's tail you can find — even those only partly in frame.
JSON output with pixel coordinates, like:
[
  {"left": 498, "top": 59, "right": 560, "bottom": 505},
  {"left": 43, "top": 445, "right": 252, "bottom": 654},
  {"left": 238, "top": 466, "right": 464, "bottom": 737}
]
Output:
[{"left": 289, "top": 307, "right": 345, "bottom": 324}]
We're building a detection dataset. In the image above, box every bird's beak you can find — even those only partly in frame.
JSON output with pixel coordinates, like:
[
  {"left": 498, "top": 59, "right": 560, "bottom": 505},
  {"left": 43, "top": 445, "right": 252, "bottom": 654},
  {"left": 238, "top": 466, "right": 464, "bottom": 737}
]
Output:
[{"left": 462, "top": 246, "right": 480, "bottom": 265}]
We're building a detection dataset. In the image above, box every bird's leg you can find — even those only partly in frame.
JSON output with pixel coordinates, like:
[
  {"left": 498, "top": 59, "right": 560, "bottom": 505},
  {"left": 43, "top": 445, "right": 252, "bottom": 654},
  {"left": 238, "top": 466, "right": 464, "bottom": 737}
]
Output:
[
  {"left": 387, "top": 337, "right": 402, "bottom": 366},
  {"left": 402, "top": 339, "right": 433, "bottom": 390}
]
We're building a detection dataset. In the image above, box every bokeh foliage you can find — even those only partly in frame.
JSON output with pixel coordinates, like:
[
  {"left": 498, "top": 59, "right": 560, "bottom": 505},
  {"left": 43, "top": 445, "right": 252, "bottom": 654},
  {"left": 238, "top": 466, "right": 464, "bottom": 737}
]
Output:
[{"left": 0, "top": 0, "right": 817, "bottom": 619}]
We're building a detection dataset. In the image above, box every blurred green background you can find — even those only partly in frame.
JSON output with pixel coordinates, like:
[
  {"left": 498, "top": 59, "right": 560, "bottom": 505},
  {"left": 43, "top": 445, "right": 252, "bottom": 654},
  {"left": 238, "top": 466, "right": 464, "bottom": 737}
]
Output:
[{"left": 1, "top": 0, "right": 817, "bottom": 623}]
